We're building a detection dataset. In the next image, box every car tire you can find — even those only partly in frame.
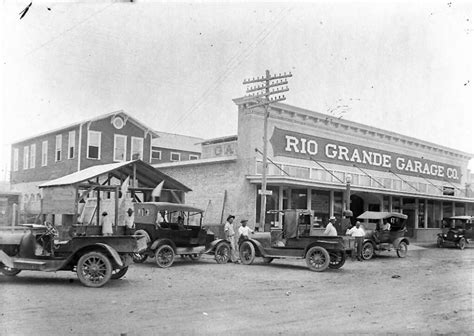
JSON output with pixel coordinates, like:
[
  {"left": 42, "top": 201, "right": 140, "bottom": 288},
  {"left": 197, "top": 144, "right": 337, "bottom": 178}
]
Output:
[
  {"left": 0, "top": 265, "right": 21, "bottom": 276},
  {"left": 262, "top": 257, "right": 274, "bottom": 264},
  {"left": 76, "top": 251, "right": 112, "bottom": 288},
  {"left": 458, "top": 238, "right": 466, "bottom": 250},
  {"left": 362, "top": 242, "right": 374, "bottom": 260},
  {"left": 132, "top": 252, "right": 148, "bottom": 263},
  {"left": 111, "top": 266, "right": 128, "bottom": 280},
  {"left": 306, "top": 246, "right": 330, "bottom": 272},
  {"left": 329, "top": 251, "right": 346, "bottom": 269},
  {"left": 239, "top": 241, "right": 255, "bottom": 265},
  {"left": 155, "top": 244, "right": 175, "bottom": 268},
  {"left": 396, "top": 241, "right": 408, "bottom": 258},
  {"left": 215, "top": 242, "right": 231, "bottom": 264},
  {"left": 436, "top": 237, "right": 443, "bottom": 248}
]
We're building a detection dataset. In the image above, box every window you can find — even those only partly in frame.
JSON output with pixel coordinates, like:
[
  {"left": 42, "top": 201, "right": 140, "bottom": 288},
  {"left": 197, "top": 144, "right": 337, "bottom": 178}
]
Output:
[
  {"left": 30, "top": 143, "right": 36, "bottom": 168},
  {"left": 114, "top": 134, "right": 127, "bottom": 161},
  {"left": 131, "top": 137, "right": 144, "bottom": 160},
  {"left": 13, "top": 148, "right": 19, "bottom": 171},
  {"left": 87, "top": 131, "right": 101, "bottom": 159},
  {"left": 189, "top": 154, "right": 199, "bottom": 160},
  {"left": 55, "top": 135, "right": 62, "bottom": 161},
  {"left": 23, "top": 146, "right": 29, "bottom": 169},
  {"left": 41, "top": 141, "right": 48, "bottom": 166},
  {"left": 68, "top": 130, "right": 76, "bottom": 159},
  {"left": 151, "top": 147, "right": 162, "bottom": 160},
  {"left": 170, "top": 152, "right": 181, "bottom": 162}
]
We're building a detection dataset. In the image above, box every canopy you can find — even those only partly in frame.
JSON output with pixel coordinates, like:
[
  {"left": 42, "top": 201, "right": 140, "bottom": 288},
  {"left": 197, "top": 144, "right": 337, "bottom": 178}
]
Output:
[
  {"left": 448, "top": 216, "right": 474, "bottom": 221},
  {"left": 139, "top": 202, "right": 203, "bottom": 213},
  {"left": 357, "top": 211, "right": 408, "bottom": 220}
]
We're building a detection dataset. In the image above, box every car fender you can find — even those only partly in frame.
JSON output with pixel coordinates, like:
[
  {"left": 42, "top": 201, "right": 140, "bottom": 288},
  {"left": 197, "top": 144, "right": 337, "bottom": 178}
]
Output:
[
  {"left": 392, "top": 237, "right": 410, "bottom": 249},
  {"left": 150, "top": 238, "right": 176, "bottom": 251},
  {"left": 205, "top": 238, "right": 230, "bottom": 253},
  {"left": 243, "top": 238, "right": 266, "bottom": 257},
  {"left": 0, "top": 250, "right": 14, "bottom": 268},
  {"left": 94, "top": 243, "right": 123, "bottom": 267}
]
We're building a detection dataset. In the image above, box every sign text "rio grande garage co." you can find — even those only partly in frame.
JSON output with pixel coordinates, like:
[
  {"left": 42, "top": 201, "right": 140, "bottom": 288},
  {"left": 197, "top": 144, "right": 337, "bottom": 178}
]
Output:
[{"left": 269, "top": 127, "right": 460, "bottom": 182}]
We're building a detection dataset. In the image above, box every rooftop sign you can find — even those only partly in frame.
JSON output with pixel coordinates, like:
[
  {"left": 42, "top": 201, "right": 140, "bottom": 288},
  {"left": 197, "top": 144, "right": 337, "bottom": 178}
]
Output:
[{"left": 269, "top": 127, "right": 461, "bottom": 183}]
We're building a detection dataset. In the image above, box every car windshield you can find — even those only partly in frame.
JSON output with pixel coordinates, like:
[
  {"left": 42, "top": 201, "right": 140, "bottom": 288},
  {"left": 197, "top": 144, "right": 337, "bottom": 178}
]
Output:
[{"left": 168, "top": 211, "right": 202, "bottom": 227}]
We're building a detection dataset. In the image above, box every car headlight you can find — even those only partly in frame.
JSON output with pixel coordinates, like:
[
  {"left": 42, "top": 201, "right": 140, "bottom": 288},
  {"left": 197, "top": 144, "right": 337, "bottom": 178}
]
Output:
[
  {"left": 454, "top": 234, "right": 458, "bottom": 238},
  {"left": 443, "top": 234, "right": 447, "bottom": 238}
]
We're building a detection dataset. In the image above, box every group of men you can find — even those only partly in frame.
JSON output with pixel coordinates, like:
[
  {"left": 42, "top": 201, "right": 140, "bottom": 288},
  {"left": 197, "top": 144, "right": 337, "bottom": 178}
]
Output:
[{"left": 223, "top": 215, "right": 254, "bottom": 263}]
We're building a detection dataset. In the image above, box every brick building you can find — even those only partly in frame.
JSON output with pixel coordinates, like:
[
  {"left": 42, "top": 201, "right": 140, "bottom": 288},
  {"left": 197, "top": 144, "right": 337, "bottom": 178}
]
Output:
[{"left": 155, "top": 98, "right": 474, "bottom": 242}]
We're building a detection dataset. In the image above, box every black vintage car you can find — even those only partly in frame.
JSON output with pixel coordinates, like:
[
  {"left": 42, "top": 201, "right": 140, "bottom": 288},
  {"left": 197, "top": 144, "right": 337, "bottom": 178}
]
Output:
[
  {"left": 132, "top": 202, "right": 231, "bottom": 267},
  {"left": 437, "top": 216, "right": 473, "bottom": 250}
]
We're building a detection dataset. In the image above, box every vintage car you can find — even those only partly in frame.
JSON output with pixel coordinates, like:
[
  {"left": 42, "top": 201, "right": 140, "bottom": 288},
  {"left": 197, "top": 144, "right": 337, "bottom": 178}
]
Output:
[
  {"left": 437, "top": 216, "right": 473, "bottom": 250},
  {"left": 238, "top": 210, "right": 348, "bottom": 272},
  {"left": 132, "top": 202, "right": 231, "bottom": 268},
  {"left": 357, "top": 211, "right": 409, "bottom": 260},
  {"left": 0, "top": 223, "right": 146, "bottom": 287}
]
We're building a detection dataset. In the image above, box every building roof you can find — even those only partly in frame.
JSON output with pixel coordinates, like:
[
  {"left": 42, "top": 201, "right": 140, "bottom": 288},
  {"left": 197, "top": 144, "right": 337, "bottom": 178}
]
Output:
[
  {"left": 201, "top": 135, "right": 238, "bottom": 145},
  {"left": 39, "top": 160, "right": 191, "bottom": 192},
  {"left": 11, "top": 110, "right": 160, "bottom": 145},
  {"left": 152, "top": 131, "right": 203, "bottom": 153}
]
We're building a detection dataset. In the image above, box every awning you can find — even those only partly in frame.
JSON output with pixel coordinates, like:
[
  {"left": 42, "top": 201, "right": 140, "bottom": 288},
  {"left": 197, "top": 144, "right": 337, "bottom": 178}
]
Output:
[{"left": 358, "top": 211, "right": 408, "bottom": 220}]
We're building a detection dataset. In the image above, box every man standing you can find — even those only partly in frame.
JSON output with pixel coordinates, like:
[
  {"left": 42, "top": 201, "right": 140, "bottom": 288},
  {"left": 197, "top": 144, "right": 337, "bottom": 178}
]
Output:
[
  {"left": 323, "top": 216, "right": 338, "bottom": 236},
  {"left": 125, "top": 208, "right": 135, "bottom": 234},
  {"left": 101, "top": 211, "right": 113, "bottom": 236},
  {"left": 224, "top": 215, "right": 238, "bottom": 263},
  {"left": 238, "top": 219, "right": 254, "bottom": 245},
  {"left": 346, "top": 221, "right": 365, "bottom": 261}
]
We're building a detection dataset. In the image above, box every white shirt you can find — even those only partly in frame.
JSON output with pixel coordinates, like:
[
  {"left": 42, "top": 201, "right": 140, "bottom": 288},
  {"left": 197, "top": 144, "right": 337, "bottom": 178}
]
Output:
[
  {"left": 381, "top": 222, "right": 391, "bottom": 231},
  {"left": 323, "top": 222, "right": 337, "bottom": 236},
  {"left": 224, "top": 221, "right": 235, "bottom": 237},
  {"left": 238, "top": 226, "right": 253, "bottom": 237},
  {"left": 346, "top": 226, "right": 365, "bottom": 237}
]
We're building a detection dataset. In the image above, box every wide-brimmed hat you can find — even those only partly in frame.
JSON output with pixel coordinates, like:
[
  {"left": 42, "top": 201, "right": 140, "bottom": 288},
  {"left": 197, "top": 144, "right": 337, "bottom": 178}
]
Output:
[
  {"left": 240, "top": 219, "right": 248, "bottom": 223},
  {"left": 226, "top": 215, "right": 235, "bottom": 221},
  {"left": 329, "top": 216, "right": 336, "bottom": 221}
]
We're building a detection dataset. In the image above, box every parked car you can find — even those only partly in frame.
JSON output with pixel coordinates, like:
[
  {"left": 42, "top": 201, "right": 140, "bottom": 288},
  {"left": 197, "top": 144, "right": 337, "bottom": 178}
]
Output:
[
  {"left": 238, "top": 209, "right": 348, "bottom": 272},
  {"left": 0, "top": 223, "right": 146, "bottom": 287},
  {"left": 437, "top": 216, "right": 473, "bottom": 250},
  {"left": 132, "top": 202, "right": 231, "bottom": 267},
  {"left": 356, "top": 211, "right": 409, "bottom": 260}
]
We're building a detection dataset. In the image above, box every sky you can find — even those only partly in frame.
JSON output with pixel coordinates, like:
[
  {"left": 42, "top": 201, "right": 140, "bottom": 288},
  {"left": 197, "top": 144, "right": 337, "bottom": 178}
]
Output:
[{"left": 0, "top": 0, "right": 473, "bottom": 181}]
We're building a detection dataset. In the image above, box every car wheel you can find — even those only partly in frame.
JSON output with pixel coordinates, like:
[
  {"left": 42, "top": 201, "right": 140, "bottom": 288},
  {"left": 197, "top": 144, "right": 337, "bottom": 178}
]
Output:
[
  {"left": 396, "top": 241, "right": 408, "bottom": 258},
  {"left": 362, "top": 242, "right": 374, "bottom": 260},
  {"left": 111, "top": 266, "right": 128, "bottom": 280},
  {"left": 239, "top": 241, "right": 255, "bottom": 265},
  {"left": 306, "top": 246, "right": 330, "bottom": 272},
  {"left": 0, "top": 265, "right": 21, "bottom": 276},
  {"left": 215, "top": 242, "right": 231, "bottom": 264},
  {"left": 262, "top": 257, "right": 274, "bottom": 264},
  {"left": 436, "top": 237, "right": 443, "bottom": 248},
  {"left": 155, "top": 244, "right": 175, "bottom": 268},
  {"left": 132, "top": 252, "right": 148, "bottom": 263},
  {"left": 76, "top": 251, "right": 112, "bottom": 288},
  {"left": 458, "top": 238, "right": 466, "bottom": 250},
  {"left": 328, "top": 251, "right": 346, "bottom": 269}
]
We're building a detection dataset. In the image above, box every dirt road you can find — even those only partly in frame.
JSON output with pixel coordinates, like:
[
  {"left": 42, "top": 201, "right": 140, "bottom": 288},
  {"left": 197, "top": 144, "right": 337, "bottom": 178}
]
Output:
[{"left": 1, "top": 245, "right": 472, "bottom": 335}]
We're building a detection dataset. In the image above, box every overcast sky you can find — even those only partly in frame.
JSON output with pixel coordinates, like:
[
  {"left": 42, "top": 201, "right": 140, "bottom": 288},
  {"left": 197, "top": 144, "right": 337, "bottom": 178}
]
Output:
[{"left": 0, "top": 0, "right": 473, "bottom": 180}]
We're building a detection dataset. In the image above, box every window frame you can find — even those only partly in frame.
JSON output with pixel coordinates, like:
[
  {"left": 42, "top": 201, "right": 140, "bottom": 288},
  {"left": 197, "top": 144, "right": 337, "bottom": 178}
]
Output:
[
  {"left": 170, "top": 152, "right": 181, "bottom": 162},
  {"left": 30, "top": 143, "right": 36, "bottom": 169},
  {"left": 113, "top": 134, "right": 128, "bottom": 162},
  {"left": 87, "top": 130, "right": 102, "bottom": 160},
  {"left": 13, "top": 148, "right": 19, "bottom": 171},
  {"left": 150, "top": 147, "right": 162, "bottom": 161},
  {"left": 68, "top": 130, "right": 76, "bottom": 159},
  {"left": 55, "top": 134, "right": 62, "bottom": 162},
  {"left": 41, "top": 141, "right": 48, "bottom": 167},
  {"left": 131, "top": 136, "right": 144, "bottom": 160},
  {"left": 23, "top": 146, "right": 29, "bottom": 169},
  {"left": 189, "top": 154, "right": 199, "bottom": 160}
]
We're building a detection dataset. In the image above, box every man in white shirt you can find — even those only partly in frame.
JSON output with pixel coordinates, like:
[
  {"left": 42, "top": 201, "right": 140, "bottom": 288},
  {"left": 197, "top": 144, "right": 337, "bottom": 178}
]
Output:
[
  {"left": 323, "top": 216, "right": 338, "bottom": 236},
  {"left": 381, "top": 220, "right": 391, "bottom": 231},
  {"left": 238, "top": 219, "right": 254, "bottom": 245},
  {"left": 224, "top": 215, "right": 238, "bottom": 263},
  {"left": 346, "top": 221, "right": 365, "bottom": 261}
]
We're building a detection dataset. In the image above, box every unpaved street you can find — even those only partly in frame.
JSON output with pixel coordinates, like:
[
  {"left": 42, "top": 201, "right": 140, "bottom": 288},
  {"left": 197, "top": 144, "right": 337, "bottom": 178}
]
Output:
[{"left": 1, "top": 245, "right": 472, "bottom": 335}]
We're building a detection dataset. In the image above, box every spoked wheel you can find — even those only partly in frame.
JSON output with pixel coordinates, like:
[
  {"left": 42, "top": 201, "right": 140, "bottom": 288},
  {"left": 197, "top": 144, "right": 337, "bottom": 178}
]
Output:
[
  {"left": 111, "top": 266, "right": 128, "bottom": 280},
  {"left": 132, "top": 253, "right": 148, "bottom": 263},
  {"left": 306, "top": 246, "right": 330, "bottom": 272},
  {"left": 215, "top": 242, "right": 231, "bottom": 264},
  {"left": 0, "top": 265, "right": 21, "bottom": 276},
  {"left": 239, "top": 241, "right": 255, "bottom": 265},
  {"left": 329, "top": 251, "right": 346, "bottom": 269},
  {"left": 458, "top": 238, "right": 466, "bottom": 250},
  {"left": 77, "top": 251, "right": 112, "bottom": 288},
  {"left": 155, "top": 244, "right": 175, "bottom": 268},
  {"left": 262, "top": 257, "right": 274, "bottom": 264},
  {"left": 436, "top": 237, "right": 444, "bottom": 248},
  {"left": 396, "top": 241, "right": 408, "bottom": 258},
  {"left": 362, "top": 242, "right": 374, "bottom": 260}
]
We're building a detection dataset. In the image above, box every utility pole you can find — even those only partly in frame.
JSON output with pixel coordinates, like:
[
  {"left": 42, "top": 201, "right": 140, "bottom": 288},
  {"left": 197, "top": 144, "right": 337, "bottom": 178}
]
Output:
[{"left": 243, "top": 70, "right": 292, "bottom": 231}]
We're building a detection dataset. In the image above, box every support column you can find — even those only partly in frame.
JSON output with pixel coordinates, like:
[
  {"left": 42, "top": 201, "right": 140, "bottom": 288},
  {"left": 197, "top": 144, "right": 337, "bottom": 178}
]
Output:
[
  {"left": 424, "top": 199, "right": 428, "bottom": 229},
  {"left": 329, "top": 190, "right": 334, "bottom": 217},
  {"left": 307, "top": 188, "right": 312, "bottom": 210},
  {"left": 389, "top": 196, "right": 393, "bottom": 212},
  {"left": 414, "top": 199, "right": 419, "bottom": 229},
  {"left": 278, "top": 186, "right": 284, "bottom": 229}
]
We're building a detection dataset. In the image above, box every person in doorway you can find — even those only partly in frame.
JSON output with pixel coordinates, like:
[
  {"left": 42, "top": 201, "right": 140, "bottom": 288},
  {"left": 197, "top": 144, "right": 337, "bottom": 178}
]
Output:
[
  {"left": 101, "top": 211, "right": 113, "bottom": 236},
  {"left": 238, "top": 219, "right": 254, "bottom": 245},
  {"left": 346, "top": 221, "right": 365, "bottom": 261},
  {"left": 323, "top": 216, "right": 338, "bottom": 236},
  {"left": 224, "top": 215, "right": 239, "bottom": 263}
]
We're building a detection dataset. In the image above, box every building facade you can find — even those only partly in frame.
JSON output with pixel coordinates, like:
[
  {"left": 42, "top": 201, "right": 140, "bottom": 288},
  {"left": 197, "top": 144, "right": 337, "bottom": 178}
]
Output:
[{"left": 155, "top": 98, "right": 474, "bottom": 242}]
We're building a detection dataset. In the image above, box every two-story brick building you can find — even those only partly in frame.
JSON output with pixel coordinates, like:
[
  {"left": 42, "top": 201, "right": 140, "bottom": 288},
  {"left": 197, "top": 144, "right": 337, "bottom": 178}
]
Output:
[{"left": 10, "top": 110, "right": 202, "bottom": 218}]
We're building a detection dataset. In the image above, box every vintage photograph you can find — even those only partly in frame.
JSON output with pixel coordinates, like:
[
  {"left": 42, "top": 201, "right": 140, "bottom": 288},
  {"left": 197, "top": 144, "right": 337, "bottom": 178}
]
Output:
[{"left": 0, "top": 0, "right": 473, "bottom": 335}]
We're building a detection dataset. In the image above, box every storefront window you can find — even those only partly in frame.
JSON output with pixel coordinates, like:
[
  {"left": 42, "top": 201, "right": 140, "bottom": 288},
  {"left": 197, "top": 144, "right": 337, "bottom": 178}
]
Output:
[
  {"left": 392, "top": 198, "right": 401, "bottom": 212},
  {"left": 443, "top": 201, "right": 454, "bottom": 218},
  {"left": 418, "top": 200, "right": 425, "bottom": 229},
  {"left": 426, "top": 200, "right": 438, "bottom": 228},
  {"left": 383, "top": 196, "right": 389, "bottom": 211},
  {"left": 255, "top": 185, "right": 279, "bottom": 227},
  {"left": 333, "top": 192, "right": 343, "bottom": 221},
  {"left": 455, "top": 202, "right": 465, "bottom": 216},
  {"left": 291, "top": 189, "right": 307, "bottom": 209},
  {"left": 311, "top": 190, "right": 330, "bottom": 227},
  {"left": 467, "top": 203, "right": 474, "bottom": 216},
  {"left": 433, "top": 201, "right": 442, "bottom": 228}
]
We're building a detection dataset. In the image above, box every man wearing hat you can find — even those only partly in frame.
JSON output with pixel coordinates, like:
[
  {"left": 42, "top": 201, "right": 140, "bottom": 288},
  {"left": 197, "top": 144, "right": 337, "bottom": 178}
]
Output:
[
  {"left": 238, "top": 219, "right": 254, "bottom": 245},
  {"left": 346, "top": 221, "right": 366, "bottom": 261},
  {"left": 323, "top": 216, "right": 338, "bottom": 236},
  {"left": 224, "top": 215, "right": 238, "bottom": 263}
]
